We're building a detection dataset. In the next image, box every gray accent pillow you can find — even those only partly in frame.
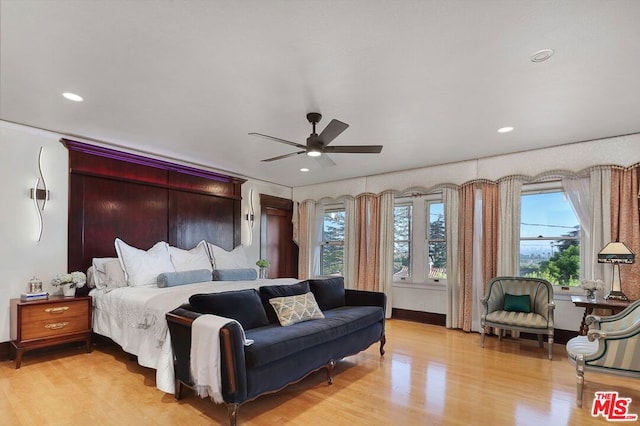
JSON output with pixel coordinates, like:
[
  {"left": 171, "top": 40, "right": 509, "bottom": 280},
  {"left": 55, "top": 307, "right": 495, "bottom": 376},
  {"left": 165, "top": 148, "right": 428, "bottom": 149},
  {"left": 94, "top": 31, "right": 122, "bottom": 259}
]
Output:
[
  {"left": 212, "top": 268, "right": 258, "bottom": 281},
  {"left": 157, "top": 269, "right": 212, "bottom": 288}
]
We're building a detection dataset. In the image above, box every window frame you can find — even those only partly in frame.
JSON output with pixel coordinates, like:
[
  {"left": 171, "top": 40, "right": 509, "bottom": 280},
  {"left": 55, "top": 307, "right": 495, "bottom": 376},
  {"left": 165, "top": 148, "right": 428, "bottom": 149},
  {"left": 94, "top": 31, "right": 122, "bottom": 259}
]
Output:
[{"left": 425, "top": 198, "right": 447, "bottom": 283}]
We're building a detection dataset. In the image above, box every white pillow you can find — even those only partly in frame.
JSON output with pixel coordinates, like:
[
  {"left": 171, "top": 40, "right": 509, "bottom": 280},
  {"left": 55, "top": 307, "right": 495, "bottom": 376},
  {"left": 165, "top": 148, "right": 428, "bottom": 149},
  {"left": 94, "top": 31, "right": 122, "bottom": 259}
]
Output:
[
  {"left": 91, "top": 257, "right": 127, "bottom": 291},
  {"left": 169, "top": 241, "right": 213, "bottom": 272},
  {"left": 114, "top": 239, "right": 175, "bottom": 287},
  {"left": 207, "top": 243, "right": 251, "bottom": 270}
]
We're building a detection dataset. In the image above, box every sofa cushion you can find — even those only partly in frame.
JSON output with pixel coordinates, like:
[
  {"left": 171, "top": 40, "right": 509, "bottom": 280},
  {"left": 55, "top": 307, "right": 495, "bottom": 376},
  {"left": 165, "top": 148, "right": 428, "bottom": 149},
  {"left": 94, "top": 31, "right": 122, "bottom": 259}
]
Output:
[
  {"left": 244, "top": 305, "right": 384, "bottom": 368},
  {"left": 308, "top": 277, "right": 345, "bottom": 310},
  {"left": 260, "top": 281, "right": 310, "bottom": 323},
  {"left": 189, "top": 289, "right": 269, "bottom": 330},
  {"left": 269, "top": 292, "right": 325, "bottom": 326}
]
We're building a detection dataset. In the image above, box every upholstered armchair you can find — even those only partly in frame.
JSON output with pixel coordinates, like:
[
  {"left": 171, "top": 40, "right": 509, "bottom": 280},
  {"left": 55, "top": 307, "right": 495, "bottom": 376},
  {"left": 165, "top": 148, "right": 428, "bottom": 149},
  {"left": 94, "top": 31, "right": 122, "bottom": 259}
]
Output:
[
  {"left": 566, "top": 299, "right": 640, "bottom": 407},
  {"left": 481, "top": 276, "right": 555, "bottom": 359}
]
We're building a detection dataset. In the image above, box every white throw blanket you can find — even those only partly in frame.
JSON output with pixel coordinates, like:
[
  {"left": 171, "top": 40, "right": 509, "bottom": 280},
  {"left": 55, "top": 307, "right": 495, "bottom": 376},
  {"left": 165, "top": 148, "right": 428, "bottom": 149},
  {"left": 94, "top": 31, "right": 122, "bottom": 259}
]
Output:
[{"left": 190, "top": 314, "right": 253, "bottom": 403}]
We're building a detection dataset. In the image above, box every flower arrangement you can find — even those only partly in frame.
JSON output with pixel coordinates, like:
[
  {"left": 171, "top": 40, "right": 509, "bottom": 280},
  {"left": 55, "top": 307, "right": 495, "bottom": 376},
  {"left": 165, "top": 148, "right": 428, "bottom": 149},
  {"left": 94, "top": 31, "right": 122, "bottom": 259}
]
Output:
[
  {"left": 580, "top": 279, "right": 604, "bottom": 298},
  {"left": 51, "top": 271, "right": 87, "bottom": 289},
  {"left": 256, "top": 259, "right": 270, "bottom": 268}
]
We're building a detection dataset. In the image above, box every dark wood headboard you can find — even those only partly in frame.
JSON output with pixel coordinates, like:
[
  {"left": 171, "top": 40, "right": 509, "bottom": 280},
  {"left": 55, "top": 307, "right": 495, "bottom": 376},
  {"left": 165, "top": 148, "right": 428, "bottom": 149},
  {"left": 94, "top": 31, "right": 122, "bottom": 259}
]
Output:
[{"left": 64, "top": 139, "right": 246, "bottom": 274}]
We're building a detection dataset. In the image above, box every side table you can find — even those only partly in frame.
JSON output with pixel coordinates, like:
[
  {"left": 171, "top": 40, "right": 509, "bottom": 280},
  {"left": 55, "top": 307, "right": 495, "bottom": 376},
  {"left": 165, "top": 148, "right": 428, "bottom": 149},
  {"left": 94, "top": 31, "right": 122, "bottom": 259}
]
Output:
[
  {"left": 570, "top": 295, "right": 631, "bottom": 335},
  {"left": 9, "top": 295, "right": 92, "bottom": 368}
]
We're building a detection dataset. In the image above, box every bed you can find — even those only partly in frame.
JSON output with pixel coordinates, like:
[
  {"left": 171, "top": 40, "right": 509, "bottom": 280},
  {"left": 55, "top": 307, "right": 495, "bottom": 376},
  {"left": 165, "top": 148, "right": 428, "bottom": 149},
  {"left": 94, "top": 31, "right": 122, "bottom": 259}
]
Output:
[
  {"left": 64, "top": 140, "right": 294, "bottom": 394},
  {"left": 90, "top": 277, "right": 299, "bottom": 393}
]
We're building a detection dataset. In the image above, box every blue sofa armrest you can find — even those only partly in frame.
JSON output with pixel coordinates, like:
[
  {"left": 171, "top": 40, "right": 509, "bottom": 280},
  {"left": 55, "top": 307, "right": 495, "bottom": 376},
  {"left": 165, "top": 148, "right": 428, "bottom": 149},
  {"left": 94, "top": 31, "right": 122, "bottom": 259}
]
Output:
[
  {"left": 345, "top": 289, "right": 386, "bottom": 312},
  {"left": 166, "top": 304, "right": 249, "bottom": 403}
]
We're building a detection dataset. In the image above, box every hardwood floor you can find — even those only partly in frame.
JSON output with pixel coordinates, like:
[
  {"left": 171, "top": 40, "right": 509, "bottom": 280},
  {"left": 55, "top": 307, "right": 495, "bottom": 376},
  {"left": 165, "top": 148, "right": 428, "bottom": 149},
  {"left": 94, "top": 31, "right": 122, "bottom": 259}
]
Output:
[{"left": 1, "top": 319, "right": 638, "bottom": 425}]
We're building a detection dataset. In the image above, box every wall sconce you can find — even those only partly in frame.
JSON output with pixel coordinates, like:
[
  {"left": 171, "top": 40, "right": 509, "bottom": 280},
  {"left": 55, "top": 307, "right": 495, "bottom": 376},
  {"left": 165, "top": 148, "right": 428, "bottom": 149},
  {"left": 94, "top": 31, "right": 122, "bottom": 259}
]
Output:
[
  {"left": 245, "top": 188, "right": 255, "bottom": 246},
  {"left": 30, "top": 147, "right": 50, "bottom": 242},
  {"left": 597, "top": 241, "right": 635, "bottom": 301}
]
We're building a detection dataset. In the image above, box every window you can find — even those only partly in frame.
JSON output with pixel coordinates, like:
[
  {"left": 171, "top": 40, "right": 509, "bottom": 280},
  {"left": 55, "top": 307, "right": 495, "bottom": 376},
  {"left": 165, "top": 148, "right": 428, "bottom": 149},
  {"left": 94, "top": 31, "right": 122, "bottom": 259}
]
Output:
[
  {"left": 520, "top": 185, "right": 580, "bottom": 286},
  {"left": 394, "top": 204, "right": 412, "bottom": 278},
  {"left": 321, "top": 208, "right": 345, "bottom": 275},
  {"left": 393, "top": 194, "right": 445, "bottom": 284},
  {"left": 427, "top": 201, "right": 447, "bottom": 280}
]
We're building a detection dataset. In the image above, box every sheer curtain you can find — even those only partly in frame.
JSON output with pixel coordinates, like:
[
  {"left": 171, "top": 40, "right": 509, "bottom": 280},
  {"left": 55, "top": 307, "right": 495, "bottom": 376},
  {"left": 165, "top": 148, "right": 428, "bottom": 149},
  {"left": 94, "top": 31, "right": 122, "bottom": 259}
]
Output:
[
  {"left": 444, "top": 187, "right": 460, "bottom": 328},
  {"left": 296, "top": 200, "right": 323, "bottom": 279},
  {"left": 562, "top": 176, "right": 592, "bottom": 280},
  {"left": 343, "top": 197, "right": 357, "bottom": 289},
  {"left": 378, "top": 192, "right": 395, "bottom": 317},
  {"left": 497, "top": 178, "right": 521, "bottom": 276},
  {"left": 589, "top": 168, "right": 612, "bottom": 286}
]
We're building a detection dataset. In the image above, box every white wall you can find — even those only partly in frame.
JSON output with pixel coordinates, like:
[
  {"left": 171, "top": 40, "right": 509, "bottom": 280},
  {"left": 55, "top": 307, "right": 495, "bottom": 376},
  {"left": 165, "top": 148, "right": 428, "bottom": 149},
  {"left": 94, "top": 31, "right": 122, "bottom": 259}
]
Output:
[
  {"left": 0, "top": 122, "right": 69, "bottom": 342},
  {"left": 292, "top": 133, "right": 640, "bottom": 332},
  {"left": 0, "top": 121, "right": 292, "bottom": 343}
]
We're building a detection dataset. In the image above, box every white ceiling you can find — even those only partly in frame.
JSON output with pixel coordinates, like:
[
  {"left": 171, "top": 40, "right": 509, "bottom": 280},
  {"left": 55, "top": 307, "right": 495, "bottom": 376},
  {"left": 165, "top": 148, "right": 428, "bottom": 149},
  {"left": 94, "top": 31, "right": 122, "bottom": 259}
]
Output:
[{"left": 2, "top": 1, "right": 640, "bottom": 187}]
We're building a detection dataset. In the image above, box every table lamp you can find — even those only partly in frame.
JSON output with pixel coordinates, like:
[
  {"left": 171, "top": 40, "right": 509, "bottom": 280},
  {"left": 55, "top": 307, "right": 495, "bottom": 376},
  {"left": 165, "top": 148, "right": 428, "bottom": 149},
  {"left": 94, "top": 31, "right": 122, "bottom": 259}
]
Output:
[{"left": 597, "top": 241, "right": 635, "bottom": 301}]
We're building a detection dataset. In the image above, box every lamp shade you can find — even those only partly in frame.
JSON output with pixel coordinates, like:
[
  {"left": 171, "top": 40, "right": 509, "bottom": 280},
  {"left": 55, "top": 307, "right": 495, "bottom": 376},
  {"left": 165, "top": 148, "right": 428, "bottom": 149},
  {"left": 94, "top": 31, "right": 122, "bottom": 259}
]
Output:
[{"left": 597, "top": 242, "right": 636, "bottom": 264}]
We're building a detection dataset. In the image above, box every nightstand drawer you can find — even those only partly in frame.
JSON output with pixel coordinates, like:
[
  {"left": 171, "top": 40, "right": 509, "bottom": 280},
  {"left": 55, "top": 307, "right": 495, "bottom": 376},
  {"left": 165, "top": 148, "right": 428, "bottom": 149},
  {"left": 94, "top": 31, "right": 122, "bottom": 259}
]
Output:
[
  {"left": 21, "top": 315, "right": 89, "bottom": 340},
  {"left": 22, "top": 300, "right": 89, "bottom": 323}
]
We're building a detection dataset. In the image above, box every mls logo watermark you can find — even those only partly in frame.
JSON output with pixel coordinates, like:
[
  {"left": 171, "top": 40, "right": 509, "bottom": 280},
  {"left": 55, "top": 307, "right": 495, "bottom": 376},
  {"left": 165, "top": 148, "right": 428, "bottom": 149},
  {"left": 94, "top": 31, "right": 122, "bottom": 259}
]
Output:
[{"left": 591, "top": 391, "right": 638, "bottom": 421}]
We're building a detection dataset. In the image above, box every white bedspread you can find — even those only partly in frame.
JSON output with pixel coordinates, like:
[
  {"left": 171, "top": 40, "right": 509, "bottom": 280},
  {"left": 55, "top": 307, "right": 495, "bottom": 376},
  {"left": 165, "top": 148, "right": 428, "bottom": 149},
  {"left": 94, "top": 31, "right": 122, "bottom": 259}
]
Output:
[{"left": 90, "top": 278, "right": 300, "bottom": 394}]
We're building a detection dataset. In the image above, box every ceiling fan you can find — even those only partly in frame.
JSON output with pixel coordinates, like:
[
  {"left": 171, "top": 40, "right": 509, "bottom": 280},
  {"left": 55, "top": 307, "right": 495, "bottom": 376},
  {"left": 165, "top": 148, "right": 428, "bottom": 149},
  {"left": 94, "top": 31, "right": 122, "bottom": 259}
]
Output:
[{"left": 249, "top": 112, "right": 383, "bottom": 167}]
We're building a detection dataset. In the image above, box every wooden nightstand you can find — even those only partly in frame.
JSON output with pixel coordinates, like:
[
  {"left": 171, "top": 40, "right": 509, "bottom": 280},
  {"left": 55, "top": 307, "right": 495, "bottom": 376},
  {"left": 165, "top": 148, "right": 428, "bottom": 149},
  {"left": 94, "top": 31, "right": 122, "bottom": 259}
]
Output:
[{"left": 10, "top": 295, "right": 92, "bottom": 368}]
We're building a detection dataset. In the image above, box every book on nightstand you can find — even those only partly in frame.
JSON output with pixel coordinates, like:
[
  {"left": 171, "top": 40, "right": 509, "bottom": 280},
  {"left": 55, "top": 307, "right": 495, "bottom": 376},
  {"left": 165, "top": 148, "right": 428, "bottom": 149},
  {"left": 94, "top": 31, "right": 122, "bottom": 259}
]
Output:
[{"left": 20, "top": 291, "right": 49, "bottom": 301}]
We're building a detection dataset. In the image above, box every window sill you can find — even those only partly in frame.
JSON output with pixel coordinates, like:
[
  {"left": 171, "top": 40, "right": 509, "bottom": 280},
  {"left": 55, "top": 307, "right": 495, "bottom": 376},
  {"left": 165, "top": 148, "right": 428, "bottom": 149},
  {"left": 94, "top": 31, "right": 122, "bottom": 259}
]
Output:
[{"left": 393, "top": 281, "right": 446, "bottom": 291}]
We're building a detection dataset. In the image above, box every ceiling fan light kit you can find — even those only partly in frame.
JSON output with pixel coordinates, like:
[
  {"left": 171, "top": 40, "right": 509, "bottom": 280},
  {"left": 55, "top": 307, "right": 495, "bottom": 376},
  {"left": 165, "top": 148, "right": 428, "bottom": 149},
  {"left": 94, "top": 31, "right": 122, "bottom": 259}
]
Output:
[{"left": 250, "top": 112, "right": 383, "bottom": 167}]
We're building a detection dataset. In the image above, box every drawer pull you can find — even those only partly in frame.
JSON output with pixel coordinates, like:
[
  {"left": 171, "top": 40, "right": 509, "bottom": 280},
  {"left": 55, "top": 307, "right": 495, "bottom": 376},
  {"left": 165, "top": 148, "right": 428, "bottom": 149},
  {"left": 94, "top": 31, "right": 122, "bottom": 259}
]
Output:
[
  {"left": 45, "top": 322, "right": 69, "bottom": 330},
  {"left": 45, "top": 307, "right": 69, "bottom": 314}
]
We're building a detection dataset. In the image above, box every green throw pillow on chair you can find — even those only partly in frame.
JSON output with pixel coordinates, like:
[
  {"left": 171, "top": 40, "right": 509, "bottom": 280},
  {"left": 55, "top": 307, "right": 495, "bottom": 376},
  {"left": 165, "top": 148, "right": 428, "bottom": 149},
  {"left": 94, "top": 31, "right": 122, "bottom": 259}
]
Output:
[{"left": 504, "top": 293, "right": 531, "bottom": 313}]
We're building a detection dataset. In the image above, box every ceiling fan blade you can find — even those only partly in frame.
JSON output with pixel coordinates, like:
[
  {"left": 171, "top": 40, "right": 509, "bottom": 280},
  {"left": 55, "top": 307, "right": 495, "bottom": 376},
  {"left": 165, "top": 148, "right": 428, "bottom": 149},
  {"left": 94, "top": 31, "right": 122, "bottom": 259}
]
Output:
[
  {"left": 249, "top": 132, "right": 307, "bottom": 150},
  {"left": 323, "top": 145, "right": 383, "bottom": 154},
  {"left": 261, "top": 151, "right": 306, "bottom": 162},
  {"left": 315, "top": 153, "right": 336, "bottom": 168},
  {"left": 318, "top": 119, "right": 349, "bottom": 146}
]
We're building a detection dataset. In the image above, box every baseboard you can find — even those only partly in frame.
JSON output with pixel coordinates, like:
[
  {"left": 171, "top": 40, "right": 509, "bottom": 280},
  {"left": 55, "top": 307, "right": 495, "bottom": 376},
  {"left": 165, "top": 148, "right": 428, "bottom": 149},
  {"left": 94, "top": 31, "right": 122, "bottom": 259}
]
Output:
[
  {"left": 391, "top": 308, "right": 578, "bottom": 345},
  {"left": 0, "top": 341, "right": 9, "bottom": 361},
  {"left": 392, "top": 308, "right": 446, "bottom": 326}
]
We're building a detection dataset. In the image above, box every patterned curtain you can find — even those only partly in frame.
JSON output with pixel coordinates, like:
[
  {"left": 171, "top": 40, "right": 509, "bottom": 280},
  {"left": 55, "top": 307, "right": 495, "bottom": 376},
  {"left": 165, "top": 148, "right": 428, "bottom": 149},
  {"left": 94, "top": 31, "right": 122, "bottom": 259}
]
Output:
[
  {"left": 482, "top": 182, "right": 499, "bottom": 289},
  {"left": 611, "top": 165, "right": 640, "bottom": 300},
  {"left": 458, "top": 182, "right": 499, "bottom": 332},
  {"left": 343, "top": 197, "right": 357, "bottom": 289},
  {"left": 458, "top": 184, "right": 476, "bottom": 332},
  {"left": 354, "top": 194, "right": 381, "bottom": 291}
]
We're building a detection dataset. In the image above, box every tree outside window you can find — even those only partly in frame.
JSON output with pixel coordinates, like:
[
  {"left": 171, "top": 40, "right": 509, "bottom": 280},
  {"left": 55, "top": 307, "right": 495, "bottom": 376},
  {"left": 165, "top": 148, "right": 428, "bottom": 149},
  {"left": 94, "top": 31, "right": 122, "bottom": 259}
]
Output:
[
  {"left": 321, "top": 209, "right": 345, "bottom": 275},
  {"left": 394, "top": 204, "right": 411, "bottom": 277},
  {"left": 427, "top": 201, "right": 447, "bottom": 280},
  {"left": 520, "top": 189, "right": 580, "bottom": 286}
]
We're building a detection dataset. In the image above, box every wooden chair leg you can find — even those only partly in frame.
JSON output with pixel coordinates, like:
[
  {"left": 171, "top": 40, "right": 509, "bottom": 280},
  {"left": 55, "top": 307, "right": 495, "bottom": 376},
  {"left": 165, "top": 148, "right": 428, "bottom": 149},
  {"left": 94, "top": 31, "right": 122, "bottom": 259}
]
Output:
[
  {"left": 481, "top": 326, "right": 486, "bottom": 348},
  {"left": 548, "top": 335, "right": 553, "bottom": 360},
  {"left": 576, "top": 355, "right": 585, "bottom": 408}
]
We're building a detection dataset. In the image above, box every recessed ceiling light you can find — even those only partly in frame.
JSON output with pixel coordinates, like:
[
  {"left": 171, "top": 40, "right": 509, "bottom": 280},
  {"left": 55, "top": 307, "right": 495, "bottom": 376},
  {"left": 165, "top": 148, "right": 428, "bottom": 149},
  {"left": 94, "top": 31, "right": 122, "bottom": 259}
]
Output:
[
  {"left": 530, "top": 49, "right": 554, "bottom": 63},
  {"left": 300, "top": 168, "right": 310, "bottom": 172},
  {"left": 62, "top": 92, "right": 84, "bottom": 102},
  {"left": 498, "top": 126, "right": 514, "bottom": 133}
]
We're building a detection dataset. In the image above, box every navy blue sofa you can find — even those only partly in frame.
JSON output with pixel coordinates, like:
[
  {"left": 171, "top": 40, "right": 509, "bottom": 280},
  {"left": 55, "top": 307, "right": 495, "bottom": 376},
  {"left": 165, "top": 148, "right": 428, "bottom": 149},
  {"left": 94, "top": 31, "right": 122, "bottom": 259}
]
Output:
[{"left": 166, "top": 277, "right": 386, "bottom": 426}]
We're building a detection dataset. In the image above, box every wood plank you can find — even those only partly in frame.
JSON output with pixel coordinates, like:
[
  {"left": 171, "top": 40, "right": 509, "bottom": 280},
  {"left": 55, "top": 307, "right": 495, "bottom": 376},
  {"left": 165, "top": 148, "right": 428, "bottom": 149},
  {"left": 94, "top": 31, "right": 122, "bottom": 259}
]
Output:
[{"left": 1, "top": 320, "right": 638, "bottom": 425}]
